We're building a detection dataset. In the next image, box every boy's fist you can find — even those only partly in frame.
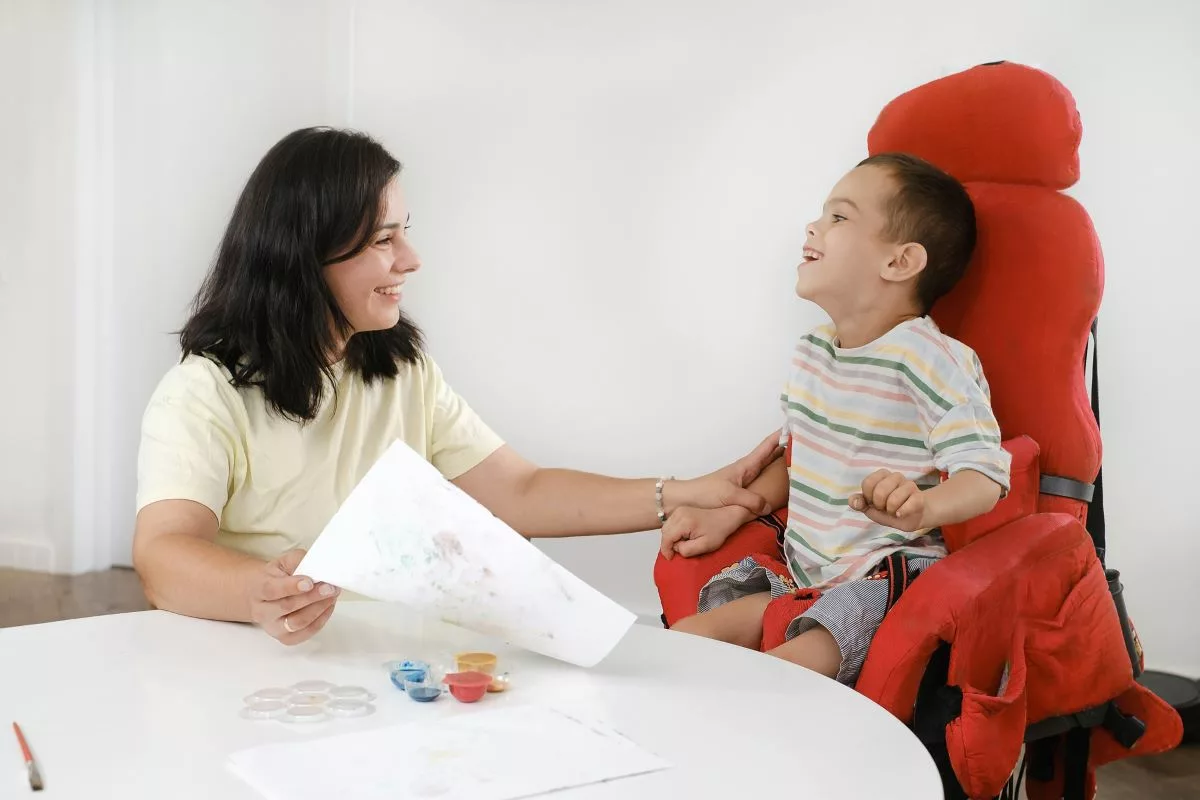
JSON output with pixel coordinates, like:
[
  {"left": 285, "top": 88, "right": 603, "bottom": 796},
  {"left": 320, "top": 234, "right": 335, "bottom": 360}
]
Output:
[{"left": 849, "top": 469, "right": 928, "bottom": 532}]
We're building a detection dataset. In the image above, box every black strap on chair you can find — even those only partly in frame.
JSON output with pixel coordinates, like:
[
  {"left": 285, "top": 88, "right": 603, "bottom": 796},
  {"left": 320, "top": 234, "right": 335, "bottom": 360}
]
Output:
[
  {"left": 1039, "top": 475, "right": 1095, "bottom": 502},
  {"left": 1086, "top": 319, "right": 1106, "bottom": 558},
  {"left": 757, "top": 510, "right": 788, "bottom": 552},
  {"left": 884, "top": 552, "right": 910, "bottom": 610}
]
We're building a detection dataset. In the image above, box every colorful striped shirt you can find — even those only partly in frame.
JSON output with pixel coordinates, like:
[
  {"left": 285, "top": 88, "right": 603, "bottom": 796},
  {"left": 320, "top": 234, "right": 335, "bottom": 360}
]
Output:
[{"left": 779, "top": 316, "right": 1011, "bottom": 589}]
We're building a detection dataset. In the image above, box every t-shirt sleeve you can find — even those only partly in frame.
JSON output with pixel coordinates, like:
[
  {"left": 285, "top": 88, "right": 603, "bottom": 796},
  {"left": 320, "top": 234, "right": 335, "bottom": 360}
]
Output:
[
  {"left": 908, "top": 346, "right": 1012, "bottom": 495},
  {"left": 135, "top": 361, "right": 239, "bottom": 520},
  {"left": 425, "top": 357, "right": 505, "bottom": 480},
  {"left": 928, "top": 401, "right": 1011, "bottom": 494}
]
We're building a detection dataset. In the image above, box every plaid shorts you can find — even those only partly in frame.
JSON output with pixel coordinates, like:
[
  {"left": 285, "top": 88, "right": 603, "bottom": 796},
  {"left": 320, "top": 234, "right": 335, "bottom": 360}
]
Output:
[{"left": 698, "top": 552, "right": 939, "bottom": 686}]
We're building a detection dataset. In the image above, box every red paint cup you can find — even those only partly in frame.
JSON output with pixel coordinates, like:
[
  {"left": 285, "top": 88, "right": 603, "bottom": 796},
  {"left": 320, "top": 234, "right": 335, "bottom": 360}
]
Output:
[{"left": 444, "top": 671, "right": 492, "bottom": 703}]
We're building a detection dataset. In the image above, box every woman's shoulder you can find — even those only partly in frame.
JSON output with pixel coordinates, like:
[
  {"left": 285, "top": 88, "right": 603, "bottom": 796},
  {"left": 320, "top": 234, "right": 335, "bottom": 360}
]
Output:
[{"left": 147, "top": 353, "right": 246, "bottom": 417}]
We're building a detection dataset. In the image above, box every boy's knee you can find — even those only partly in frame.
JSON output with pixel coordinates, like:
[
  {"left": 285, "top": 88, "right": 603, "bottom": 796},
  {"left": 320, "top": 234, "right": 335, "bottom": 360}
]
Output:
[
  {"left": 670, "top": 613, "right": 711, "bottom": 637},
  {"left": 767, "top": 623, "right": 843, "bottom": 680}
]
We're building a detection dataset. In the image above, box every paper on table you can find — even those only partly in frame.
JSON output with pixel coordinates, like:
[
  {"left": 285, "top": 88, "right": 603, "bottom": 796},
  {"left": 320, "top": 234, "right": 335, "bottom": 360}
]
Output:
[
  {"left": 227, "top": 704, "right": 670, "bottom": 800},
  {"left": 295, "top": 439, "right": 636, "bottom": 667}
]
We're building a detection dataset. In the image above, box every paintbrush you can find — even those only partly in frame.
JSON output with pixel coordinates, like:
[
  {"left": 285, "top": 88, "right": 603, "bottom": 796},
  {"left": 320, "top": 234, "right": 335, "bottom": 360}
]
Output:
[{"left": 12, "top": 722, "right": 43, "bottom": 791}]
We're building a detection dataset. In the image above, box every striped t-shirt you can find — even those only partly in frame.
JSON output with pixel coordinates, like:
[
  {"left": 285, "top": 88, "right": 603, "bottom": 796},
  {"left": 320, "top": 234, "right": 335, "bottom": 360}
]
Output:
[{"left": 779, "top": 316, "right": 1011, "bottom": 589}]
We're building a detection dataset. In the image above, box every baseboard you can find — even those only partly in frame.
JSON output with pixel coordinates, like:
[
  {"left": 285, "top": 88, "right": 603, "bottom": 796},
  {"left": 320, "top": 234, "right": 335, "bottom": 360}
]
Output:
[{"left": 0, "top": 537, "right": 56, "bottom": 572}]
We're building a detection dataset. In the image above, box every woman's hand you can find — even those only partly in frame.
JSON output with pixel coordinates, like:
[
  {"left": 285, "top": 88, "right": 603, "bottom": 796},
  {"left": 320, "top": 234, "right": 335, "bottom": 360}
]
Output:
[
  {"left": 247, "top": 549, "right": 341, "bottom": 645},
  {"left": 664, "top": 433, "right": 783, "bottom": 516}
]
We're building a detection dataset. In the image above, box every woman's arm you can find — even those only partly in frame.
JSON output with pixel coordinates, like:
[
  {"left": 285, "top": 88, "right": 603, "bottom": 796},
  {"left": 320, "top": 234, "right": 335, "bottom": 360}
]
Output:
[
  {"left": 452, "top": 435, "right": 781, "bottom": 538},
  {"left": 133, "top": 500, "right": 339, "bottom": 644}
]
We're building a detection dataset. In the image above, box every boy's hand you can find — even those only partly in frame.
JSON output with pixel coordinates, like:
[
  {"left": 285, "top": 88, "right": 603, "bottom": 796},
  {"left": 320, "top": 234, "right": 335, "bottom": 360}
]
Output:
[
  {"left": 660, "top": 506, "right": 749, "bottom": 560},
  {"left": 849, "top": 470, "right": 929, "bottom": 532}
]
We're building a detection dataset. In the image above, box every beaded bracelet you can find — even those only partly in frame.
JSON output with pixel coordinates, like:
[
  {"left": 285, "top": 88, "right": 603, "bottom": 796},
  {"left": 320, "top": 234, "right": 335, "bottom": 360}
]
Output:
[{"left": 655, "top": 477, "right": 674, "bottom": 525}]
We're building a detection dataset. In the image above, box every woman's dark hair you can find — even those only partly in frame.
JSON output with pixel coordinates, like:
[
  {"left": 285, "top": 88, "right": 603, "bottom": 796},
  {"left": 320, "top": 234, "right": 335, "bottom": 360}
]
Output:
[{"left": 180, "top": 126, "right": 423, "bottom": 421}]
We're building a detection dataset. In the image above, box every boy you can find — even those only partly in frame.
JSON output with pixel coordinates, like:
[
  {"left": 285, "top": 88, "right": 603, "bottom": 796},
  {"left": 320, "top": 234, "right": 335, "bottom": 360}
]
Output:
[{"left": 662, "top": 153, "right": 1011, "bottom": 686}]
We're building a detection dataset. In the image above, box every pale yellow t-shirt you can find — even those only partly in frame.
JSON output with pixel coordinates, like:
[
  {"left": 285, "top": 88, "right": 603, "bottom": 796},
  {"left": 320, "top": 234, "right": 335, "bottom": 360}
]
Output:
[{"left": 135, "top": 353, "right": 504, "bottom": 563}]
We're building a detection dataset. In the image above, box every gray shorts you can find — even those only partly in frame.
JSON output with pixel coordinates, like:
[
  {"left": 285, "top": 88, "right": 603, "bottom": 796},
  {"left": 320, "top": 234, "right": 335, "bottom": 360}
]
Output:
[{"left": 698, "top": 554, "right": 939, "bottom": 686}]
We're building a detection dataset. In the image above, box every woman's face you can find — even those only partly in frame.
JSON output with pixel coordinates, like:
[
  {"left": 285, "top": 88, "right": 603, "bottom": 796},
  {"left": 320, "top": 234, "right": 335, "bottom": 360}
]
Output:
[{"left": 322, "top": 179, "right": 420, "bottom": 335}]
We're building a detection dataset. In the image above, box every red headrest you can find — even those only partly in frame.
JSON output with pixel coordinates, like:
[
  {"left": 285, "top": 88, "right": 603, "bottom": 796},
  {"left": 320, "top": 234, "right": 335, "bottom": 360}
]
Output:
[
  {"left": 868, "top": 62, "right": 1082, "bottom": 189},
  {"left": 867, "top": 62, "right": 1102, "bottom": 520}
]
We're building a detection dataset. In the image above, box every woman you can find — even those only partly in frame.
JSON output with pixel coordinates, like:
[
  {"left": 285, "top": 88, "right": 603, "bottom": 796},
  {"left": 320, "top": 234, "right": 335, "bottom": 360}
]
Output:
[{"left": 133, "top": 126, "right": 776, "bottom": 645}]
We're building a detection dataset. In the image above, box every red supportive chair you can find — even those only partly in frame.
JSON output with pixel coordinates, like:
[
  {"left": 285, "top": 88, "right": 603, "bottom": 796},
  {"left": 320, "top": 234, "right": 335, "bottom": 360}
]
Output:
[{"left": 654, "top": 62, "right": 1182, "bottom": 800}]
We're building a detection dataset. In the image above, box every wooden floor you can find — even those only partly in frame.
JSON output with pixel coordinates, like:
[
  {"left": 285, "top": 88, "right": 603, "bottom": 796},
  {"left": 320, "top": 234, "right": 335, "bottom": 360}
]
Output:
[
  {"left": 1, "top": 568, "right": 1196, "bottom": 798},
  {"left": 0, "top": 565, "right": 151, "bottom": 626}
]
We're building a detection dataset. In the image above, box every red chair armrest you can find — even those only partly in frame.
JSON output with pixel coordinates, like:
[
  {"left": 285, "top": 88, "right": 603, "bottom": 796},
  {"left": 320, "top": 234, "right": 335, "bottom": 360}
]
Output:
[
  {"left": 941, "top": 435, "right": 1041, "bottom": 552},
  {"left": 654, "top": 511, "right": 784, "bottom": 627}
]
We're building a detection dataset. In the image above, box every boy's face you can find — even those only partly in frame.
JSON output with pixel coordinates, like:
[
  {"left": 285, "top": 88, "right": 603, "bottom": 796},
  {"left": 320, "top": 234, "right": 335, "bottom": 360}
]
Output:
[{"left": 795, "top": 164, "right": 902, "bottom": 314}]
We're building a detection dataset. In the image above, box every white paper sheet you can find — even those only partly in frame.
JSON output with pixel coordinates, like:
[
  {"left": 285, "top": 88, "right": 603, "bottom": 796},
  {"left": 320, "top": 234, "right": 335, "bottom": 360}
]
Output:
[
  {"left": 295, "top": 439, "right": 636, "bottom": 667},
  {"left": 227, "top": 705, "right": 671, "bottom": 800}
]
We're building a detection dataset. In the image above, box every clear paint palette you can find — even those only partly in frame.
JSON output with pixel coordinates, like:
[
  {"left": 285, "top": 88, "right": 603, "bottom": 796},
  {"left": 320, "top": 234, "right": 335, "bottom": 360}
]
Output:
[{"left": 240, "top": 680, "right": 376, "bottom": 726}]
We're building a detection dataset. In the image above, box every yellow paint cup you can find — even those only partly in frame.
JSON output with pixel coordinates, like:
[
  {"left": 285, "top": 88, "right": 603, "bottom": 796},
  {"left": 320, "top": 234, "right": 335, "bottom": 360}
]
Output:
[{"left": 455, "top": 651, "right": 497, "bottom": 675}]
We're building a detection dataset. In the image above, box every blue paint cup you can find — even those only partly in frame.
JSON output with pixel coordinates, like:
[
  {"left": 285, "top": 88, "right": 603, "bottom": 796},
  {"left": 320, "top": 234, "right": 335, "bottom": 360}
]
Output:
[
  {"left": 404, "top": 679, "right": 442, "bottom": 703},
  {"left": 388, "top": 659, "right": 430, "bottom": 689},
  {"left": 390, "top": 668, "right": 427, "bottom": 689}
]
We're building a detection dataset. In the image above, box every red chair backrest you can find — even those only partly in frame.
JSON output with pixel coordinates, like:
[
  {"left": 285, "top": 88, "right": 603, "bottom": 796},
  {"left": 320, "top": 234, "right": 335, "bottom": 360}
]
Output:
[{"left": 866, "top": 62, "right": 1103, "bottom": 525}]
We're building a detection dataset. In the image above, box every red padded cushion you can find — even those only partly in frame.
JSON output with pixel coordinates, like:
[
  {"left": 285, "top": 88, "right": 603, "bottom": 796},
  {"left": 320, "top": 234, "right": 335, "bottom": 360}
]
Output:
[{"left": 868, "top": 62, "right": 1081, "bottom": 189}]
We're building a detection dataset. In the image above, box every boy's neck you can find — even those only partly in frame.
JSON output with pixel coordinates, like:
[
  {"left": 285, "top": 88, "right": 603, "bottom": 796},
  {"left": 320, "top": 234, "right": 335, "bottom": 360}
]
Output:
[{"left": 831, "top": 307, "right": 924, "bottom": 349}]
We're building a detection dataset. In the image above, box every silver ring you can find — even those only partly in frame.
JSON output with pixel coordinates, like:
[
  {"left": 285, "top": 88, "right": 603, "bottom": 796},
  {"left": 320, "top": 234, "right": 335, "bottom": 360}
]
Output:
[{"left": 282, "top": 615, "right": 297, "bottom": 633}]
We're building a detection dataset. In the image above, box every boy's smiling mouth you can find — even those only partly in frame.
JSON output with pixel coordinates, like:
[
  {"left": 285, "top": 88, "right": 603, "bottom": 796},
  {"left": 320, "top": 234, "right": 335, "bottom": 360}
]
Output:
[{"left": 802, "top": 246, "right": 824, "bottom": 263}]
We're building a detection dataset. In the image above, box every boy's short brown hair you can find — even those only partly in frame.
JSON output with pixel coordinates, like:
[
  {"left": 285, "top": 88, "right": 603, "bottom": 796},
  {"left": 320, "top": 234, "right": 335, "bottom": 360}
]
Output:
[{"left": 858, "top": 152, "right": 977, "bottom": 313}]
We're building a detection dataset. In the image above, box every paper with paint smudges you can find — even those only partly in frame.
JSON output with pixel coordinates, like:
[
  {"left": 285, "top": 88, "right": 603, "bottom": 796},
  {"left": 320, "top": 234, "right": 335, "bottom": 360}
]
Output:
[
  {"left": 295, "top": 439, "right": 636, "bottom": 666},
  {"left": 227, "top": 705, "right": 671, "bottom": 800}
]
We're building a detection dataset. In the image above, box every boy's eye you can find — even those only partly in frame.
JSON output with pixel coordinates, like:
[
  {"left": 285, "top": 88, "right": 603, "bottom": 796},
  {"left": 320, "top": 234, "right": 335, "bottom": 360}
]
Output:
[{"left": 831, "top": 214, "right": 847, "bottom": 223}]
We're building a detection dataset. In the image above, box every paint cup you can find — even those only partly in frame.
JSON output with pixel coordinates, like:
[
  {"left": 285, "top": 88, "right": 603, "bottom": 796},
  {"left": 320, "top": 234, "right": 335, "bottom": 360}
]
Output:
[
  {"left": 444, "top": 671, "right": 492, "bottom": 703},
  {"left": 388, "top": 660, "right": 430, "bottom": 690},
  {"left": 455, "top": 651, "right": 497, "bottom": 675},
  {"left": 487, "top": 672, "right": 511, "bottom": 693},
  {"left": 403, "top": 679, "right": 442, "bottom": 703}
]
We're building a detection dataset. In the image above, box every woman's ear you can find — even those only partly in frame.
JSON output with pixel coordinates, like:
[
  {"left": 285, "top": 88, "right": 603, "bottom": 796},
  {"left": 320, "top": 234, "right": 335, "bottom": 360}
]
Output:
[{"left": 881, "top": 242, "right": 928, "bottom": 283}]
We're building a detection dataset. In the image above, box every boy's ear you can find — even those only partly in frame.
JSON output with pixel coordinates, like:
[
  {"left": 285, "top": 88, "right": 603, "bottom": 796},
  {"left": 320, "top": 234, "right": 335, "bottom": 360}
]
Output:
[{"left": 881, "top": 242, "right": 928, "bottom": 283}]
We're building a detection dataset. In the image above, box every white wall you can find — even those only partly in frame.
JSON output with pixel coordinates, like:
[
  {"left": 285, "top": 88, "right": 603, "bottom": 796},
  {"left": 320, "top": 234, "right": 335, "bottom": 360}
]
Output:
[
  {"left": 2, "top": 0, "right": 1197, "bottom": 675},
  {"left": 0, "top": 0, "right": 90, "bottom": 572}
]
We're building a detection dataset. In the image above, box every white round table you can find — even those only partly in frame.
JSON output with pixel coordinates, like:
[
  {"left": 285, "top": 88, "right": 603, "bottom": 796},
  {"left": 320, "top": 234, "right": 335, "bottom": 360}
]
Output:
[{"left": 1, "top": 603, "right": 940, "bottom": 798}]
